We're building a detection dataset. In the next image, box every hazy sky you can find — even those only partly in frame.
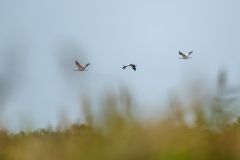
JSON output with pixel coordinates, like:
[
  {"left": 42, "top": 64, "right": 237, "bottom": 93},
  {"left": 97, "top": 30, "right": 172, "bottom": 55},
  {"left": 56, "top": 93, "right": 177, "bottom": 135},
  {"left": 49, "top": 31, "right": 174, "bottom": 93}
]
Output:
[{"left": 1, "top": 0, "right": 240, "bottom": 131}]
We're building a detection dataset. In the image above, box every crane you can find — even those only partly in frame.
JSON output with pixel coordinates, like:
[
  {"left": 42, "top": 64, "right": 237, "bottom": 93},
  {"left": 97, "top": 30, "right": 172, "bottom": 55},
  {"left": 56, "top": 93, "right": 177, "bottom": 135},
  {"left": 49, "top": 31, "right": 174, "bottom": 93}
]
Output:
[
  {"left": 74, "top": 61, "right": 90, "bottom": 71},
  {"left": 178, "top": 51, "right": 193, "bottom": 59},
  {"left": 122, "top": 64, "right": 137, "bottom": 71}
]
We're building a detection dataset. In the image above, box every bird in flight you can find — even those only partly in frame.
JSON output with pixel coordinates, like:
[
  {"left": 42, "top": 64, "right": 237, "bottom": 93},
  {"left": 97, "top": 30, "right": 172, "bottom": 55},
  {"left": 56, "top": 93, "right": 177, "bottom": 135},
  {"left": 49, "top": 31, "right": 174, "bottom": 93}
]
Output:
[
  {"left": 74, "top": 61, "right": 90, "bottom": 71},
  {"left": 178, "top": 51, "right": 193, "bottom": 59},
  {"left": 122, "top": 64, "right": 137, "bottom": 71}
]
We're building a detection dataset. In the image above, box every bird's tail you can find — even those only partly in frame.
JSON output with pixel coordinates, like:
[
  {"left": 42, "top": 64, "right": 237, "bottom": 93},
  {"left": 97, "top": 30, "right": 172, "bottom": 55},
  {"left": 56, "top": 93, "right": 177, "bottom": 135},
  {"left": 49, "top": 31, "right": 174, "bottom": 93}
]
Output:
[{"left": 122, "top": 66, "right": 126, "bottom": 69}]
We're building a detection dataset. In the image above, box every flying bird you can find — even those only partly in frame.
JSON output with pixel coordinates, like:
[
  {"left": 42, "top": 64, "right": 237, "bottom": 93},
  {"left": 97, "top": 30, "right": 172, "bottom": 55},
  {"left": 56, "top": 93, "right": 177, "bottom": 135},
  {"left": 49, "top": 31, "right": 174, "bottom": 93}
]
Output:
[
  {"left": 74, "top": 61, "right": 90, "bottom": 71},
  {"left": 178, "top": 51, "right": 193, "bottom": 59},
  {"left": 122, "top": 64, "right": 137, "bottom": 71}
]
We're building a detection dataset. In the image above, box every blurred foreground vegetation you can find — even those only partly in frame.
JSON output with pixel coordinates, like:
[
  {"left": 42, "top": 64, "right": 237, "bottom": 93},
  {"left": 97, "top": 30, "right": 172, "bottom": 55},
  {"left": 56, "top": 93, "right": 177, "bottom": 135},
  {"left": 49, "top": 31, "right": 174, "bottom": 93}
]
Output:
[
  {"left": 1, "top": 116, "right": 240, "bottom": 160},
  {"left": 1, "top": 96, "right": 240, "bottom": 160},
  {"left": 1, "top": 71, "right": 240, "bottom": 160}
]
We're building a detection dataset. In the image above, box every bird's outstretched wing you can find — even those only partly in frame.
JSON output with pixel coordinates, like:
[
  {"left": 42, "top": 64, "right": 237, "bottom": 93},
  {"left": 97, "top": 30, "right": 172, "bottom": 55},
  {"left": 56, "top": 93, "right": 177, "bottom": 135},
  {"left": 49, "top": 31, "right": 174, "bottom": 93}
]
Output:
[
  {"left": 122, "top": 64, "right": 130, "bottom": 69},
  {"left": 84, "top": 63, "right": 90, "bottom": 69},
  {"left": 131, "top": 65, "right": 136, "bottom": 71},
  {"left": 76, "top": 61, "right": 83, "bottom": 70},
  {"left": 179, "top": 51, "right": 187, "bottom": 58},
  {"left": 122, "top": 65, "right": 127, "bottom": 69},
  {"left": 188, "top": 51, "right": 193, "bottom": 55}
]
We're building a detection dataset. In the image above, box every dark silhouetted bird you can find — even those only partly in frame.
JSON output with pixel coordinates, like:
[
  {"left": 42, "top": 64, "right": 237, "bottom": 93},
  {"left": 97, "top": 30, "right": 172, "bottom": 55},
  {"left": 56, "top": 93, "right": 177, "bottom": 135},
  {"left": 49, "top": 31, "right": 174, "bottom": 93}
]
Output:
[{"left": 122, "top": 64, "right": 137, "bottom": 71}]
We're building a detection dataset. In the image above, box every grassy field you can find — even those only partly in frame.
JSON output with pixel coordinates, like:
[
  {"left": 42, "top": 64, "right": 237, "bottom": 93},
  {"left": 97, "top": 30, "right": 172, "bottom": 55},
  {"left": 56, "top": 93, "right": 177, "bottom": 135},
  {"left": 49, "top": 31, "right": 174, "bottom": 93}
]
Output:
[{"left": 1, "top": 90, "right": 240, "bottom": 160}]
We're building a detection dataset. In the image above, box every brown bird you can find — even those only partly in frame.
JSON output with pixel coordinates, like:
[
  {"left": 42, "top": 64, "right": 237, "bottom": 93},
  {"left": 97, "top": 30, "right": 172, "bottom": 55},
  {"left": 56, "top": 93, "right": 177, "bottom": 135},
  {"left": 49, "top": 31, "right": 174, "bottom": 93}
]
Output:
[{"left": 74, "top": 61, "right": 90, "bottom": 71}]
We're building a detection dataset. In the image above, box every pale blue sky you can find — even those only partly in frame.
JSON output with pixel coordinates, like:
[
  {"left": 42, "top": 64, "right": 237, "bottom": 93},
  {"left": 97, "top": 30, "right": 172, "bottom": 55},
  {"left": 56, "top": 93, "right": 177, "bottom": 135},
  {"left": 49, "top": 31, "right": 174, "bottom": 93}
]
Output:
[{"left": 1, "top": 0, "right": 240, "bottom": 131}]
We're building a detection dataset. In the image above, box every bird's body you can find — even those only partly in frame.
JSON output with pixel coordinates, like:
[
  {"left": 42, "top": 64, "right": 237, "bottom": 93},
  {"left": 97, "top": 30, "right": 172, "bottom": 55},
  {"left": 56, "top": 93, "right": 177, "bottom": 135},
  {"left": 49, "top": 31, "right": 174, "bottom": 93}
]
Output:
[
  {"left": 122, "top": 64, "right": 137, "bottom": 71},
  {"left": 74, "top": 61, "right": 90, "bottom": 71},
  {"left": 178, "top": 51, "right": 193, "bottom": 59}
]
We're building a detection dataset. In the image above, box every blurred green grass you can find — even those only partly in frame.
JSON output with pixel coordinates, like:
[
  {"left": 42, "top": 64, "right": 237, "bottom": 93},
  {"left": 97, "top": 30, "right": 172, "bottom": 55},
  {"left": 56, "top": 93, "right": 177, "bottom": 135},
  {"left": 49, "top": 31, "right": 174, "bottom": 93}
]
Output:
[
  {"left": 1, "top": 70, "right": 240, "bottom": 160},
  {"left": 1, "top": 92, "right": 240, "bottom": 160}
]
